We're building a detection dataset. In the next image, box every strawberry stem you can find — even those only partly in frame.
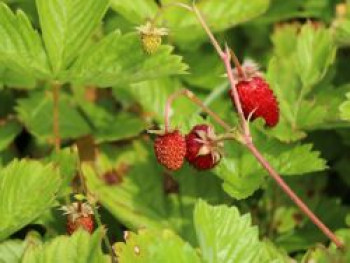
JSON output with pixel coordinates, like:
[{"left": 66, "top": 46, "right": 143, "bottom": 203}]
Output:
[
  {"left": 164, "top": 89, "right": 231, "bottom": 132},
  {"left": 229, "top": 49, "right": 245, "bottom": 79},
  {"left": 191, "top": 3, "right": 344, "bottom": 248}
]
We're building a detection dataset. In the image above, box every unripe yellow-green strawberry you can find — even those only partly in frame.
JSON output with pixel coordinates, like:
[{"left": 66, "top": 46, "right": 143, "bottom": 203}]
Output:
[{"left": 136, "top": 21, "right": 168, "bottom": 54}]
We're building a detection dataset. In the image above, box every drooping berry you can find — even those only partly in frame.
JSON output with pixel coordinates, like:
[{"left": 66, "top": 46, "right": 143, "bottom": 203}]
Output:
[
  {"left": 185, "top": 124, "right": 223, "bottom": 170},
  {"left": 229, "top": 61, "right": 279, "bottom": 127},
  {"left": 136, "top": 21, "right": 168, "bottom": 54},
  {"left": 154, "top": 130, "right": 186, "bottom": 171},
  {"left": 61, "top": 202, "right": 94, "bottom": 235}
]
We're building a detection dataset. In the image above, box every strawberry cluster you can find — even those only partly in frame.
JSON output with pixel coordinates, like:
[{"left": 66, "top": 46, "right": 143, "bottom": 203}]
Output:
[
  {"left": 153, "top": 124, "right": 223, "bottom": 171},
  {"left": 153, "top": 62, "right": 279, "bottom": 172}
]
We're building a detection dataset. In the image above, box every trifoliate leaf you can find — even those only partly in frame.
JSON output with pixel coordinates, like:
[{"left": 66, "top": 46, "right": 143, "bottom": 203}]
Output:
[
  {"left": 16, "top": 90, "right": 91, "bottom": 141},
  {"left": 35, "top": 0, "right": 109, "bottom": 76},
  {"left": 0, "top": 159, "right": 60, "bottom": 241},
  {"left": 266, "top": 23, "right": 339, "bottom": 142},
  {"left": 110, "top": 0, "right": 158, "bottom": 24},
  {"left": 22, "top": 229, "right": 109, "bottom": 263},
  {"left": 66, "top": 32, "right": 188, "bottom": 87},
  {"left": 194, "top": 200, "right": 263, "bottom": 263},
  {"left": 0, "top": 120, "right": 21, "bottom": 151},
  {"left": 114, "top": 229, "right": 201, "bottom": 263},
  {"left": 0, "top": 3, "right": 50, "bottom": 80}
]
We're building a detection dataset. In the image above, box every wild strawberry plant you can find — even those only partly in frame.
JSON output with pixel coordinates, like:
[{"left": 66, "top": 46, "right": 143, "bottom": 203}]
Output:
[{"left": 1, "top": 0, "right": 350, "bottom": 262}]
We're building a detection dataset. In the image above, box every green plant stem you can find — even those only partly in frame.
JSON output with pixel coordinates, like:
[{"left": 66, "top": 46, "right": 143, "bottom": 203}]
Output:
[{"left": 52, "top": 82, "right": 61, "bottom": 152}]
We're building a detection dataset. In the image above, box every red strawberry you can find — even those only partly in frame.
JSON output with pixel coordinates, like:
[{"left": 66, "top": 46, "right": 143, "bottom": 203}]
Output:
[
  {"left": 229, "top": 60, "right": 279, "bottom": 127},
  {"left": 185, "top": 124, "right": 223, "bottom": 170},
  {"left": 230, "top": 76, "right": 279, "bottom": 127},
  {"left": 61, "top": 202, "right": 94, "bottom": 235},
  {"left": 154, "top": 130, "right": 186, "bottom": 171},
  {"left": 67, "top": 215, "right": 94, "bottom": 235}
]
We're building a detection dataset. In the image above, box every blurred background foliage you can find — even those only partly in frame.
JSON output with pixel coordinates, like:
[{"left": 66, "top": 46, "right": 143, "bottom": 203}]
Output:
[{"left": 1, "top": 0, "right": 350, "bottom": 262}]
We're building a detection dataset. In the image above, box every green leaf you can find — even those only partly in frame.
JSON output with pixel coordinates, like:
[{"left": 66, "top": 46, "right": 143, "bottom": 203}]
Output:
[
  {"left": 16, "top": 90, "right": 91, "bottom": 141},
  {"left": 0, "top": 159, "right": 60, "bottom": 241},
  {"left": 295, "top": 25, "right": 336, "bottom": 88},
  {"left": 0, "top": 240, "right": 27, "bottom": 263},
  {"left": 22, "top": 229, "right": 109, "bottom": 263},
  {"left": 0, "top": 120, "right": 21, "bottom": 151},
  {"left": 124, "top": 78, "right": 198, "bottom": 128},
  {"left": 0, "top": 66, "right": 37, "bottom": 89},
  {"left": 161, "top": 0, "right": 269, "bottom": 45},
  {"left": 110, "top": 0, "right": 158, "bottom": 24},
  {"left": 266, "top": 23, "right": 338, "bottom": 142},
  {"left": 67, "top": 32, "right": 188, "bottom": 87},
  {"left": 114, "top": 229, "right": 201, "bottom": 263},
  {"left": 85, "top": 141, "right": 228, "bottom": 245},
  {"left": 0, "top": 3, "right": 49, "bottom": 80},
  {"left": 194, "top": 200, "right": 263, "bottom": 263},
  {"left": 301, "top": 229, "right": 350, "bottom": 262},
  {"left": 35, "top": 0, "right": 109, "bottom": 76},
  {"left": 84, "top": 142, "right": 172, "bottom": 230},
  {"left": 79, "top": 102, "right": 147, "bottom": 143},
  {"left": 340, "top": 92, "right": 350, "bottom": 121},
  {"left": 215, "top": 131, "right": 327, "bottom": 199},
  {"left": 45, "top": 148, "right": 78, "bottom": 197}
]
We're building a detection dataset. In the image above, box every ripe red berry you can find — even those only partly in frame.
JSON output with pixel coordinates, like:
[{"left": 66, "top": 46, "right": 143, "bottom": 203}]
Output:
[
  {"left": 154, "top": 130, "right": 186, "bottom": 171},
  {"left": 61, "top": 202, "right": 94, "bottom": 235},
  {"left": 185, "top": 124, "right": 223, "bottom": 170},
  {"left": 230, "top": 76, "right": 279, "bottom": 127},
  {"left": 67, "top": 215, "right": 94, "bottom": 235}
]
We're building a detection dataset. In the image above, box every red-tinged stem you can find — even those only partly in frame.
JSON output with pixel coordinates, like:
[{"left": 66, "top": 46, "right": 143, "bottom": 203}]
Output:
[
  {"left": 223, "top": 47, "right": 250, "bottom": 138},
  {"left": 164, "top": 89, "right": 231, "bottom": 132},
  {"left": 191, "top": 4, "right": 343, "bottom": 248},
  {"left": 246, "top": 143, "right": 344, "bottom": 249},
  {"left": 229, "top": 49, "right": 245, "bottom": 79},
  {"left": 192, "top": 5, "right": 224, "bottom": 57}
]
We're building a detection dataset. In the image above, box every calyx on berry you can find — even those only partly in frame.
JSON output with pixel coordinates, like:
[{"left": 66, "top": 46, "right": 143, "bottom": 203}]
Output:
[
  {"left": 186, "top": 124, "right": 224, "bottom": 170},
  {"left": 136, "top": 21, "right": 168, "bottom": 54},
  {"left": 229, "top": 60, "right": 280, "bottom": 127},
  {"left": 61, "top": 202, "right": 94, "bottom": 235}
]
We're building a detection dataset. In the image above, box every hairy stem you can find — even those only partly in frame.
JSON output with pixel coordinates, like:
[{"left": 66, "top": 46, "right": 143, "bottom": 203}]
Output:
[
  {"left": 164, "top": 89, "right": 231, "bottom": 132},
  {"left": 191, "top": 3, "right": 343, "bottom": 248},
  {"left": 247, "top": 143, "right": 344, "bottom": 248},
  {"left": 52, "top": 82, "right": 61, "bottom": 152},
  {"left": 229, "top": 49, "right": 245, "bottom": 79}
]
